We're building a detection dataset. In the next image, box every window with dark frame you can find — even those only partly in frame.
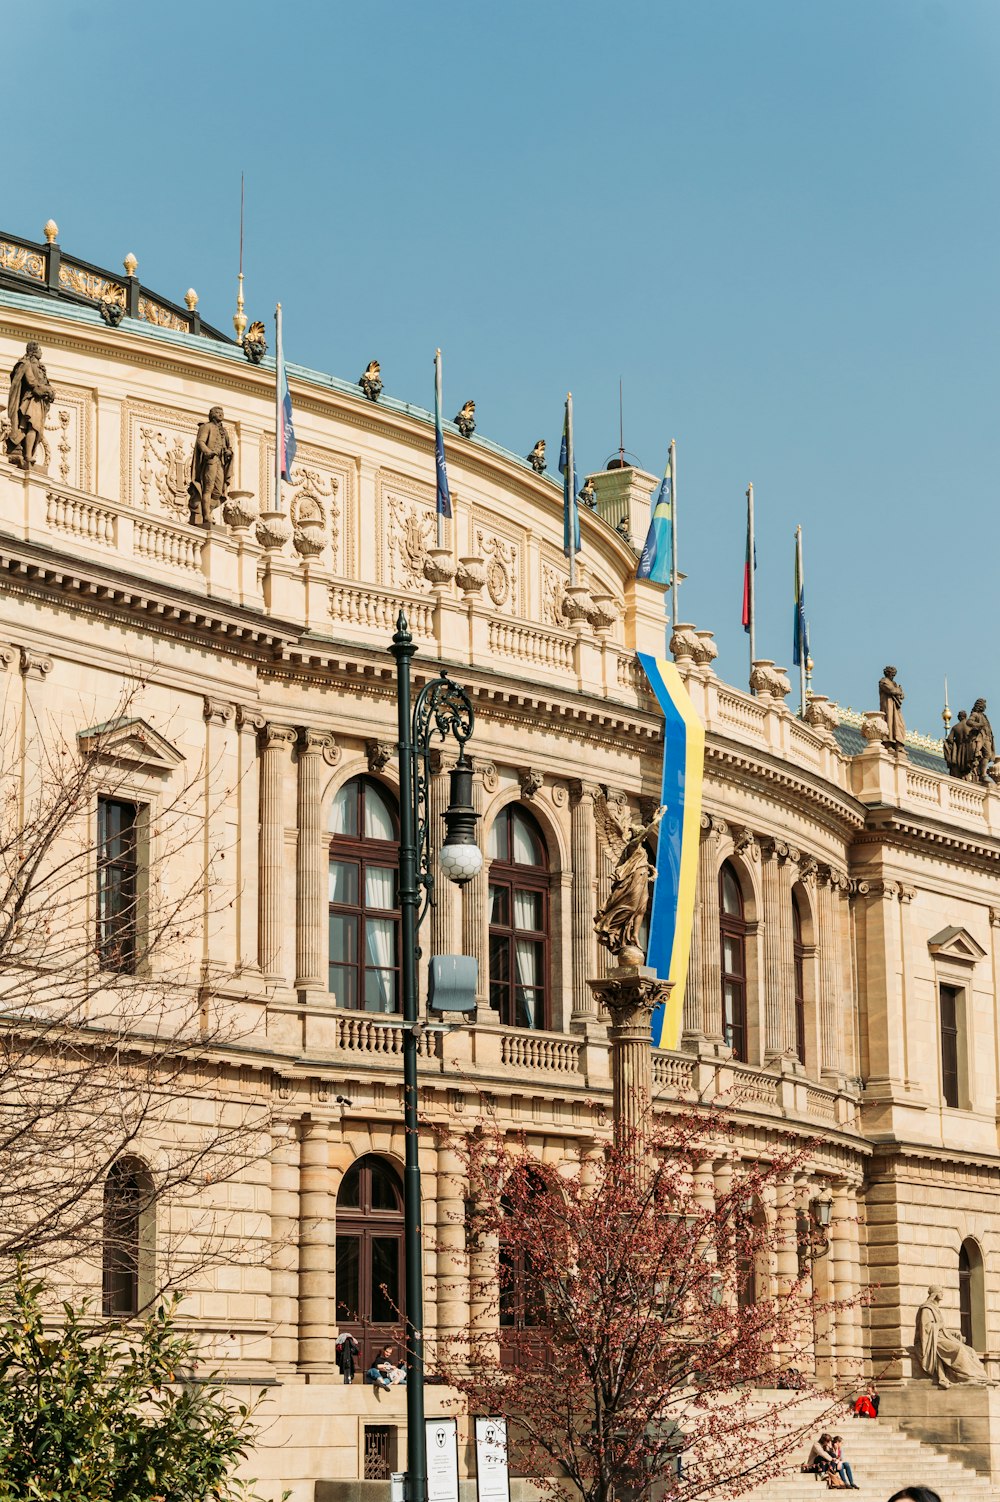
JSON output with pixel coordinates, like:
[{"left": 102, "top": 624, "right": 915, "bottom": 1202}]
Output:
[
  {"left": 719, "top": 862, "right": 748, "bottom": 1063},
  {"left": 959, "top": 1240, "right": 974, "bottom": 1348},
  {"left": 97, "top": 797, "right": 140, "bottom": 974},
  {"left": 328, "top": 777, "right": 400, "bottom": 1014},
  {"left": 487, "top": 805, "right": 550, "bottom": 1031},
  {"left": 335, "top": 1155, "right": 405, "bottom": 1374},
  {"left": 793, "top": 893, "right": 806, "bottom": 1067},
  {"left": 940, "top": 983, "right": 961, "bottom": 1109},
  {"left": 102, "top": 1159, "right": 146, "bottom": 1318}
]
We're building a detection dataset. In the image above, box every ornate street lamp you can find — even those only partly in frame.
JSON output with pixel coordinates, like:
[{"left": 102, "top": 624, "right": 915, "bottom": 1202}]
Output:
[{"left": 389, "top": 612, "right": 481, "bottom": 1502}]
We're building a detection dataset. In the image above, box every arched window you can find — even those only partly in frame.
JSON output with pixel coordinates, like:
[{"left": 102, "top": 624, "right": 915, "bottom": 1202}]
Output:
[
  {"left": 335, "top": 1156, "right": 405, "bottom": 1372},
  {"left": 488, "top": 806, "right": 549, "bottom": 1030},
  {"left": 793, "top": 893, "right": 806, "bottom": 1066},
  {"left": 329, "top": 777, "right": 400, "bottom": 1013},
  {"left": 959, "top": 1238, "right": 986, "bottom": 1351},
  {"left": 720, "top": 862, "right": 748, "bottom": 1062},
  {"left": 103, "top": 1158, "right": 153, "bottom": 1318}
]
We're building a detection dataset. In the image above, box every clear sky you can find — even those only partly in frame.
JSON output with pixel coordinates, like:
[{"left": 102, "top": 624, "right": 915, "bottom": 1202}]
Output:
[{"left": 9, "top": 0, "right": 999, "bottom": 735}]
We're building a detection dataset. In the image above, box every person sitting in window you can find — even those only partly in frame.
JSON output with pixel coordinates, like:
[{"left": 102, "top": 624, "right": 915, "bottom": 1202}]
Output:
[
  {"left": 335, "top": 1331, "right": 360, "bottom": 1385},
  {"left": 367, "top": 1344, "right": 403, "bottom": 1389}
]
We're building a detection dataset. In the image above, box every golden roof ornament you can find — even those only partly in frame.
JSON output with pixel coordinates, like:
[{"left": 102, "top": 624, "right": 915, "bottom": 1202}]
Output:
[
  {"left": 184, "top": 288, "right": 199, "bottom": 311},
  {"left": 43, "top": 220, "right": 58, "bottom": 245},
  {"left": 123, "top": 252, "right": 138, "bottom": 277},
  {"left": 233, "top": 271, "right": 247, "bottom": 344}
]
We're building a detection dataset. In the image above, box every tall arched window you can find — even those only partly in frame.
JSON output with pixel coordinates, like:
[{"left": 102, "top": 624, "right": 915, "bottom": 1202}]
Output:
[
  {"left": 499, "top": 1174, "right": 548, "bottom": 1369},
  {"left": 720, "top": 862, "right": 748, "bottom": 1062},
  {"left": 103, "top": 1158, "right": 153, "bottom": 1318},
  {"left": 959, "top": 1238, "right": 986, "bottom": 1351},
  {"left": 488, "top": 806, "right": 549, "bottom": 1030},
  {"left": 329, "top": 777, "right": 400, "bottom": 1013},
  {"left": 793, "top": 893, "right": 806, "bottom": 1066},
  {"left": 335, "top": 1155, "right": 405, "bottom": 1372}
]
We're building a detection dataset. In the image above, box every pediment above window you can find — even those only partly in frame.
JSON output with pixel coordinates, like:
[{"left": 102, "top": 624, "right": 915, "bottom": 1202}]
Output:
[
  {"left": 78, "top": 718, "right": 185, "bottom": 772},
  {"left": 928, "top": 926, "right": 987, "bottom": 965}
]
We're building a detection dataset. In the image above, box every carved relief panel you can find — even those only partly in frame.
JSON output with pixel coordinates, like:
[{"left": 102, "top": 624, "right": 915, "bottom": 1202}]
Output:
[
  {"left": 377, "top": 469, "right": 437, "bottom": 593},
  {"left": 259, "top": 439, "right": 354, "bottom": 575},
  {"left": 122, "top": 401, "right": 203, "bottom": 516},
  {"left": 472, "top": 505, "right": 524, "bottom": 617},
  {"left": 0, "top": 380, "right": 93, "bottom": 491}
]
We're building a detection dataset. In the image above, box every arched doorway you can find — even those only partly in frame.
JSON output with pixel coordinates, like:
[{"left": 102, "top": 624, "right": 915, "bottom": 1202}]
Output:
[{"left": 335, "top": 1155, "right": 405, "bottom": 1372}]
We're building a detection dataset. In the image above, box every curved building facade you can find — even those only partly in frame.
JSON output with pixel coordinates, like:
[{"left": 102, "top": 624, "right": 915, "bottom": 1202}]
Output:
[{"left": 0, "top": 225, "right": 996, "bottom": 1496}]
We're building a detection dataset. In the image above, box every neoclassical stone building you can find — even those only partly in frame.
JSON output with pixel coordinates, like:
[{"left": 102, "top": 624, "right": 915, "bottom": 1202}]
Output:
[{"left": 0, "top": 225, "right": 997, "bottom": 1497}]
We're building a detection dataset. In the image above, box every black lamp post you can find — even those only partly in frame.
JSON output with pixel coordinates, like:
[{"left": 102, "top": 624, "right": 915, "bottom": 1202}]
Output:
[{"left": 390, "top": 612, "right": 481, "bottom": 1502}]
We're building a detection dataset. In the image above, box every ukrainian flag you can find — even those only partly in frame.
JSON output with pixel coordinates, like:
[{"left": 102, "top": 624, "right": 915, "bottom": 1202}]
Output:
[{"left": 637, "top": 654, "right": 705, "bottom": 1050}]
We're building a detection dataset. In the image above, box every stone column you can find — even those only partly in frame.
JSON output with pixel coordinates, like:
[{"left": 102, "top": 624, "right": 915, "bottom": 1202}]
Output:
[
  {"left": 295, "top": 728, "right": 337, "bottom": 992},
  {"left": 259, "top": 723, "right": 296, "bottom": 981},
  {"left": 795, "top": 1177, "right": 816, "bottom": 1375},
  {"left": 774, "top": 1175, "right": 799, "bottom": 1366},
  {"left": 297, "top": 1117, "right": 333, "bottom": 1373},
  {"left": 235, "top": 707, "right": 265, "bottom": 971},
  {"left": 435, "top": 1135, "right": 470, "bottom": 1349},
  {"left": 712, "top": 1154, "right": 737, "bottom": 1312},
  {"left": 429, "top": 749, "right": 460, "bottom": 961},
  {"left": 270, "top": 1117, "right": 300, "bottom": 1372},
  {"left": 589, "top": 969, "right": 670, "bottom": 1156},
  {"left": 569, "top": 780, "right": 600, "bottom": 1025},
  {"left": 692, "top": 815, "right": 725, "bottom": 1041},
  {"left": 761, "top": 839, "right": 798, "bottom": 1060},
  {"left": 817, "top": 869, "right": 842, "bottom": 1080},
  {"left": 842, "top": 1182, "right": 863, "bottom": 1373},
  {"left": 462, "top": 760, "right": 496, "bottom": 1014},
  {"left": 828, "top": 1181, "right": 851, "bottom": 1378}
]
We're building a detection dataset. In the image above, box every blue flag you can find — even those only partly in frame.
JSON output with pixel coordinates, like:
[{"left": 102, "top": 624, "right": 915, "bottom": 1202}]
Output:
[
  {"left": 434, "top": 350, "right": 452, "bottom": 520},
  {"left": 558, "top": 397, "right": 580, "bottom": 556},
  {"left": 793, "top": 530, "right": 809, "bottom": 667},
  {"left": 637, "top": 457, "right": 673, "bottom": 584},
  {"left": 276, "top": 307, "right": 297, "bottom": 481}
]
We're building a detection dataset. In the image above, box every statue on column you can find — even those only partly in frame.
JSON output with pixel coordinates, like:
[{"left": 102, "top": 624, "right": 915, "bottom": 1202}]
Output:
[
  {"left": 915, "top": 1286, "right": 991, "bottom": 1387},
  {"left": 188, "top": 406, "right": 233, "bottom": 527},
  {"left": 878, "top": 665, "right": 906, "bottom": 750},
  {"left": 5, "top": 341, "right": 55, "bottom": 471},
  {"left": 593, "top": 795, "right": 665, "bottom": 967}
]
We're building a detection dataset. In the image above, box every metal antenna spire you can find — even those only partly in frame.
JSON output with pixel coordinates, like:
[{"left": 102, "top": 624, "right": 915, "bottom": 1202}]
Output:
[
  {"left": 618, "top": 378, "right": 625, "bottom": 468},
  {"left": 233, "top": 172, "right": 247, "bottom": 344}
]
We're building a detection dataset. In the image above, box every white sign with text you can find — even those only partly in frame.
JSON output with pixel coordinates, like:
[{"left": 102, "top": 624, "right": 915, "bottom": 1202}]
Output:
[
  {"left": 474, "top": 1416, "right": 510, "bottom": 1502},
  {"left": 425, "top": 1417, "right": 460, "bottom": 1502}
]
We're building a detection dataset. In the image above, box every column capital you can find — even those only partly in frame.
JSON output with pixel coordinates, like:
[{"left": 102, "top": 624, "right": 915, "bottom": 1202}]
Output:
[
  {"left": 569, "top": 778, "right": 601, "bottom": 805},
  {"left": 236, "top": 704, "right": 266, "bottom": 732},
  {"left": 700, "top": 811, "right": 727, "bottom": 839},
  {"left": 731, "top": 825, "right": 760, "bottom": 862},
  {"left": 19, "top": 647, "right": 52, "bottom": 680},
  {"left": 203, "top": 696, "right": 236, "bottom": 725},
  {"left": 429, "top": 745, "right": 458, "bottom": 775},
  {"left": 299, "top": 726, "right": 340, "bottom": 765},
  {"left": 472, "top": 758, "right": 499, "bottom": 791},
  {"left": 760, "top": 836, "right": 800, "bottom": 866},
  {"left": 262, "top": 722, "right": 297, "bottom": 750}
]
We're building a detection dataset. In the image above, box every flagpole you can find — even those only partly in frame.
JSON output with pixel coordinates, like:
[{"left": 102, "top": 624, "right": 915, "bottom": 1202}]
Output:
[
  {"left": 796, "top": 525, "right": 806, "bottom": 716},
  {"left": 567, "top": 391, "right": 576, "bottom": 588},
  {"left": 435, "top": 350, "right": 444, "bottom": 549},
  {"left": 669, "top": 438, "right": 678, "bottom": 629},
  {"left": 275, "top": 302, "right": 282, "bottom": 513},
  {"left": 747, "top": 483, "right": 756, "bottom": 687}
]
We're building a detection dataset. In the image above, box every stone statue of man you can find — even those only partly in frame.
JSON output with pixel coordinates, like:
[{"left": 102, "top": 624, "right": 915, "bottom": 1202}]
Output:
[
  {"left": 878, "top": 665, "right": 906, "bottom": 750},
  {"left": 915, "top": 1285, "right": 990, "bottom": 1387},
  {"left": 5, "top": 341, "right": 55, "bottom": 471},
  {"left": 966, "top": 699, "right": 996, "bottom": 784},
  {"left": 188, "top": 406, "right": 233, "bottom": 528}
]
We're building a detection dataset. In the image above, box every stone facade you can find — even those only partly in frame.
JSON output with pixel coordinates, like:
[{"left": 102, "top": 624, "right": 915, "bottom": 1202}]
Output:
[{"left": 0, "top": 246, "right": 998, "bottom": 1498}]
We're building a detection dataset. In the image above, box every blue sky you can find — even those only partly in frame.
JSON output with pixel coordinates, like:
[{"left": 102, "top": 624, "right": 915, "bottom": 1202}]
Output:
[{"left": 11, "top": 0, "right": 1000, "bottom": 734}]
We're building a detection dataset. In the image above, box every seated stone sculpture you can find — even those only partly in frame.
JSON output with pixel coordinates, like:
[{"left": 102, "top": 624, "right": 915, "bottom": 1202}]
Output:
[{"left": 915, "top": 1285, "right": 990, "bottom": 1387}]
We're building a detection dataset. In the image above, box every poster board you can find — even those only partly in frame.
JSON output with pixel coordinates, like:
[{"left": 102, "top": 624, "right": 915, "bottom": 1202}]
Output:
[
  {"left": 474, "top": 1416, "right": 510, "bottom": 1502},
  {"left": 425, "top": 1417, "right": 460, "bottom": 1502}
]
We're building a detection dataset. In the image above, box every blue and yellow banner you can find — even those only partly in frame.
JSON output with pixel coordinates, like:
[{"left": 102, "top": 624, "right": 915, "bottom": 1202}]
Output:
[{"left": 637, "top": 654, "right": 705, "bottom": 1050}]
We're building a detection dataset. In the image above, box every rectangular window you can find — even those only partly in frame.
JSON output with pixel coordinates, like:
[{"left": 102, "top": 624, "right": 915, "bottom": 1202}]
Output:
[
  {"left": 97, "top": 798, "right": 140, "bottom": 974},
  {"left": 940, "top": 983, "right": 961, "bottom": 1109}
]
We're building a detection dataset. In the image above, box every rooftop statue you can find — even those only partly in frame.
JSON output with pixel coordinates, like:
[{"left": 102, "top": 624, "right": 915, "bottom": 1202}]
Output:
[
  {"left": 454, "top": 400, "right": 476, "bottom": 438},
  {"left": 593, "top": 794, "right": 665, "bottom": 968},
  {"left": 242, "top": 321, "right": 267, "bottom": 366},
  {"left": 5, "top": 341, "right": 55, "bottom": 471},
  {"left": 527, "top": 439, "right": 546, "bottom": 474},
  {"left": 915, "top": 1285, "right": 991, "bottom": 1388},
  {"left": 878, "top": 665, "right": 906, "bottom": 751},
  {"left": 359, "top": 361, "right": 382, "bottom": 402},
  {"left": 945, "top": 699, "right": 997, "bottom": 784},
  {"left": 188, "top": 407, "right": 233, "bottom": 529}
]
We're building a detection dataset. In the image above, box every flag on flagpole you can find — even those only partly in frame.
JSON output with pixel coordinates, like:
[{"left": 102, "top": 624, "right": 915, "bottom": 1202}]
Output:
[
  {"left": 434, "top": 349, "right": 452, "bottom": 520},
  {"left": 276, "top": 305, "right": 297, "bottom": 481},
  {"left": 637, "top": 451, "right": 674, "bottom": 584},
  {"left": 742, "top": 490, "right": 756, "bottom": 634},
  {"left": 793, "top": 528, "right": 809, "bottom": 667},
  {"left": 558, "top": 395, "right": 580, "bottom": 557}
]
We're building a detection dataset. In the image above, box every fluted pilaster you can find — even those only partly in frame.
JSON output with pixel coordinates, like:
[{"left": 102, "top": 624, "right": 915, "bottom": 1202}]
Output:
[
  {"left": 295, "top": 728, "right": 338, "bottom": 991},
  {"left": 761, "top": 839, "right": 798, "bottom": 1059},
  {"left": 259, "top": 723, "right": 296, "bottom": 980},
  {"left": 818, "top": 869, "right": 843, "bottom": 1079},
  {"left": 462, "top": 760, "right": 496, "bottom": 1011},
  {"left": 235, "top": 707, "right": 265, "bottom": 971},
  {"left": 270, "top": 1118, "right": 300, "bottom": 1371},
  {"left": 569, "top": 780, "right": 600, "bottom": 1023}
]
